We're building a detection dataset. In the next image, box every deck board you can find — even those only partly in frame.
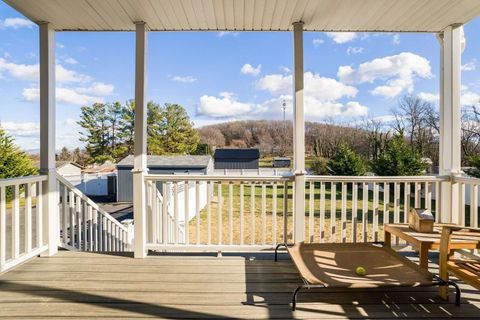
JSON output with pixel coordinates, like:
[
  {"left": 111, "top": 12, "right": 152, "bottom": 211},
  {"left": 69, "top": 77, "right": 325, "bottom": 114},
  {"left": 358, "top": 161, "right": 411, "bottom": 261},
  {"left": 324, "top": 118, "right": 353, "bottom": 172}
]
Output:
[{"left": 0, "top": 250, "right": 479, "bottom": 319}]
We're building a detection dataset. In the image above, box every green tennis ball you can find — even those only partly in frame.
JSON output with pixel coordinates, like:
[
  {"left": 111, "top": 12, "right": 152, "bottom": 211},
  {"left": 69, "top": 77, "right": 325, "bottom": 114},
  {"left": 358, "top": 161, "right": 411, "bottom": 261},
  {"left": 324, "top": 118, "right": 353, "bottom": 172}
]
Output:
[{"left": 355, "top": 266, "right": 366, "bottom": 276}]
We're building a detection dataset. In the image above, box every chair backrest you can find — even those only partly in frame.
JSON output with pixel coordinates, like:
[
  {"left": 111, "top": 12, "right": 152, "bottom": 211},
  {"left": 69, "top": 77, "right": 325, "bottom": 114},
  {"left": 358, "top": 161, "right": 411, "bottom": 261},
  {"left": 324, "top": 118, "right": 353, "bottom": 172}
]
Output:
[{"left": 439, "top": 226, "right": 480, "bottom": 277}]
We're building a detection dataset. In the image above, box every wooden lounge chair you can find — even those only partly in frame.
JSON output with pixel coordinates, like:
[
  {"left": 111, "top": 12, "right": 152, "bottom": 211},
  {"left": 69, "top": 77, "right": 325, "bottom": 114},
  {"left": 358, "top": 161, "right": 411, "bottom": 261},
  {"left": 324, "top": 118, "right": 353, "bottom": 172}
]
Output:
[
  {"left": 275, "top": 242, "right": 460, "bottom": 311},
  {"left": 439, "top": 226, "right": 480, "bottom": 300}
]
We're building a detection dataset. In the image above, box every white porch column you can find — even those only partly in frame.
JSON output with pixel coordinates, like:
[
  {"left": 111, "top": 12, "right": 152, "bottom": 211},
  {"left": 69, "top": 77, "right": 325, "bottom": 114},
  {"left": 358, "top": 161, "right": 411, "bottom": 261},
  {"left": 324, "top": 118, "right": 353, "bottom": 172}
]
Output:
[
  {"left": 133, "top": 22, "right": 148, "bottom": 258},
  {"left": 438, "top": 25, "right": 463, "bottom": 223},
  {"left": 292, "top": 21, "right": 305, "bottom": 243},
  {"left": 39, "top": 22, "right": 58, "bottom": 256}
]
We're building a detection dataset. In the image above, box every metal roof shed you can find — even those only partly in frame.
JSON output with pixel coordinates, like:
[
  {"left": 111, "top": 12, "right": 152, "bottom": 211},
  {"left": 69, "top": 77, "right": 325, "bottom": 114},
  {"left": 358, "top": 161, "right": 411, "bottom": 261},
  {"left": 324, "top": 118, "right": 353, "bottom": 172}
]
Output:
[{"left": 214, "top": 148, "right": 260, "bottom": 170}]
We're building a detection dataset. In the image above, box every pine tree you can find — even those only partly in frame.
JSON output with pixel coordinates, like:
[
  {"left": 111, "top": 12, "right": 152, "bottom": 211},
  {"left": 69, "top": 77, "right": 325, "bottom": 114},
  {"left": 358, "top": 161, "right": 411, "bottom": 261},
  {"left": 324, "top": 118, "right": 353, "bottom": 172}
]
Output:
[
  {"left": 0, "top": 126, "right": 37, "bottom": 179},
  {"left": 372, "top": 134, "right": 428, "bottom": 176},
  {"left": 327, "top": 143, "right": 367, "bottom": 176}
]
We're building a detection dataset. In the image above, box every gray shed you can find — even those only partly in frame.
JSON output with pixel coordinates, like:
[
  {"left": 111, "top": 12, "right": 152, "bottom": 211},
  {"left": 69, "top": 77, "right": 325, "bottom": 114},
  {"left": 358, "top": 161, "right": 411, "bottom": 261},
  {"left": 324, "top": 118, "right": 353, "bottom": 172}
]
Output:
[
  {"left": 116, "top": 155, "right": 213, "bottom": 202},
  {"left": 213, "top": 148, "right": 260, "bottom": 170}
]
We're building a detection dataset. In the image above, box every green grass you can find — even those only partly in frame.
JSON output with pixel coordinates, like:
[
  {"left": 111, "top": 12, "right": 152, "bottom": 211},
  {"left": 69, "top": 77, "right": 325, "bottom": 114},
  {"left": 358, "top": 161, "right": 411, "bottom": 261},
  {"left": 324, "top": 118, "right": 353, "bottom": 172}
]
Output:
[{"left": 188, "top": 182, "right": 440, "bottom": 245}]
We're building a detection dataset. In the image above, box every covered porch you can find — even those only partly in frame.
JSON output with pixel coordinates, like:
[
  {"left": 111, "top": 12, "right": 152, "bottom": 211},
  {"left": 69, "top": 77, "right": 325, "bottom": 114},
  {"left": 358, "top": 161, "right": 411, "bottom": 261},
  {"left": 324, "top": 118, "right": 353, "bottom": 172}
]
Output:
[{"left": 1, "top": 0, "right": 480, "bottom": 318}]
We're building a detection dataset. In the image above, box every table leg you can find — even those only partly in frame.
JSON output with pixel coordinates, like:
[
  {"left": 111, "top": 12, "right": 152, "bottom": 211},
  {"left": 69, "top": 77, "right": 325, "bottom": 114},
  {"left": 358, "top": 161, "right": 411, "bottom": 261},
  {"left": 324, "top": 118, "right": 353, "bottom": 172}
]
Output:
[
  {"left": 418, "top": 243, "right": 429, "bottom": 269},
  {"left": 384, "top": 230, "right": 391, "bottom": 247}
]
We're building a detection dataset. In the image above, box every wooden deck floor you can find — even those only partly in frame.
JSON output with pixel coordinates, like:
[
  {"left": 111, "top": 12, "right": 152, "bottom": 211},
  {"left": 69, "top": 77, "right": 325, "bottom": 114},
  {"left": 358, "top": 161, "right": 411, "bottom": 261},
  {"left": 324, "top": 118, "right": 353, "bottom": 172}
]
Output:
[{"left": 0, "top": 250, "right": 479, "bottom": 319}]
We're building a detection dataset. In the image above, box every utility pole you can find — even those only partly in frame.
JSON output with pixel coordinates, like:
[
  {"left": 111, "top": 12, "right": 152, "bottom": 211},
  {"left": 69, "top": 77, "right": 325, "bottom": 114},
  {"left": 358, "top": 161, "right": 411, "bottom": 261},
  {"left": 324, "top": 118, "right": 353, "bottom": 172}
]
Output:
[{"left": 282, "top": 99, "right": 286, "bottom": 122}]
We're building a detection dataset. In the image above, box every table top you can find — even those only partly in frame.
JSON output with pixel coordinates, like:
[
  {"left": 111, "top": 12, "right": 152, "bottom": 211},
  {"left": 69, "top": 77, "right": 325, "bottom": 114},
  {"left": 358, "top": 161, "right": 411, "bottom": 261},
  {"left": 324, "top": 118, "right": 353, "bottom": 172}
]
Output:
[{"left": 385, "top": 223, "right": 480, "bottom": 249}]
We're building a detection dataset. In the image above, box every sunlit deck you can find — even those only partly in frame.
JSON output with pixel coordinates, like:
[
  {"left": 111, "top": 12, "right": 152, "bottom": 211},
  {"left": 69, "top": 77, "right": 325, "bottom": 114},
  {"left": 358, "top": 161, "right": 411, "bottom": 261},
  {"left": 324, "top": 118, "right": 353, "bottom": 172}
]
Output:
[{"left": 0, "top": 250, "right": 479, "bottom": 319}]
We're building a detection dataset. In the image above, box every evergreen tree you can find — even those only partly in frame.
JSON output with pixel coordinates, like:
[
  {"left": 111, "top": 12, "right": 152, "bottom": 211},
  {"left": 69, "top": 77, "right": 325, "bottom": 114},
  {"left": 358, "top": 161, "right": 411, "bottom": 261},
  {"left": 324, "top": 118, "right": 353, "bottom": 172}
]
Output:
[
  {"left": 327, "top": 143, "right": 367, "bottom": 176},
  {"left": 372, "top": 134, "right": 428, "bottom": 176},
  {"left": 78, "top": 103, "right": 114, "bottom": 164},
  {"left": 57, "top": 146, "right": 71, "bottom": 161},
  {"left": 0, "top": 126, "right": 37, "bottom": 179}
]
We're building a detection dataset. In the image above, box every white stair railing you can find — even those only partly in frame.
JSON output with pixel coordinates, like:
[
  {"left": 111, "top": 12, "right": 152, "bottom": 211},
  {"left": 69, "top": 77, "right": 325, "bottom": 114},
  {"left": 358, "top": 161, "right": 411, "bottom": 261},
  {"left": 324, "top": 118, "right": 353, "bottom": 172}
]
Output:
[
  {"left": 0, "top": 175, "right": 49, "bottom": 272},
  {"left": 56, "top": 173, "right": 132, "bottom": 252}
]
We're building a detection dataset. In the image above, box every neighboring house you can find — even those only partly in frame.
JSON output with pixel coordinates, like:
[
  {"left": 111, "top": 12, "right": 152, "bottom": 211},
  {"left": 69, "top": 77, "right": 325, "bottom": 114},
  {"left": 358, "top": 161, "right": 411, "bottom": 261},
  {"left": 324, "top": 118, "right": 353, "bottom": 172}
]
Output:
[
  {"left": 273, "top": 157, "right": 291, "bottom": 168},
  {"left": 56, "top": 161, "right": 84, "bottom": 176},
  {"left": 116, "top": 155, "right": 213, "bottom": 202},
  {"left": 79, "top": 162, "right": 118, "bottom": 197},
  {"left": 213, "top": 148, "right": 260, "bottom": 170}
]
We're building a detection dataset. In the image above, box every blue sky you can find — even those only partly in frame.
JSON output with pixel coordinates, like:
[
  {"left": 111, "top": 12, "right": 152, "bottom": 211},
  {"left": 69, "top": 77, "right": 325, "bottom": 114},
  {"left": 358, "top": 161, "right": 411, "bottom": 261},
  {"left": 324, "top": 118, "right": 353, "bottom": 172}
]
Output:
[{"left": 1, "top": 2, "right": 480, "bottom": 152}]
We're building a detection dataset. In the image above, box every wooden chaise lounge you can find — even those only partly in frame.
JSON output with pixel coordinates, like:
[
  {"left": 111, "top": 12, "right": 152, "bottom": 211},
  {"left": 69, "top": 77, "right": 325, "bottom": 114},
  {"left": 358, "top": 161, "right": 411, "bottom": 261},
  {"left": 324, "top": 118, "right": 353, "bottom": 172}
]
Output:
[
  {"left": 439, "top": 226, "right": 480, "bottom": 300},
  {"left": 275, "top": 242, "right": 460, "bottom": 311}
]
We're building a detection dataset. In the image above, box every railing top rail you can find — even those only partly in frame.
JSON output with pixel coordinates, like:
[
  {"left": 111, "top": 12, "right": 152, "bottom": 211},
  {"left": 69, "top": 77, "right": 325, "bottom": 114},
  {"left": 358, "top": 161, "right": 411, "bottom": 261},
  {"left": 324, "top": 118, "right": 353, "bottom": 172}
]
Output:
[
  {"left": 453, "top": 175, "right": 480, "bottom": 184},
  {"left": 55, "top": 173, "right": 128, "bottom": 232},
  {"left": 144, "top": 174, "right": 292, "bottom": 182},
  {"left": 306, "top": 175, "right": 450, "bottom": 183},
  {"left": 0, "top": 175, "right": 47, "bottom": 187}
]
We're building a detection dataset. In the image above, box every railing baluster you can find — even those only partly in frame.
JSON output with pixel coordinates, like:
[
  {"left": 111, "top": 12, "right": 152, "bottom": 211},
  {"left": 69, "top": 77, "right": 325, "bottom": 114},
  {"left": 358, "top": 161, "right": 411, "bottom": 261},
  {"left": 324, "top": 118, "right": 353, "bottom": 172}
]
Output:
[
  {"left": 471, "top": 183, "right": 478, "bottom": 228},
  {"left": 88, "top": 205, "right": 93, "bottom": 251},
  {"left": 240, "top": 182, "right": 245, "bottom": 245},
  {"left": 426, "top": 182, "right": 432, "bottom": 212},
  {"left": 320, "top": 181, "right": 325, "bottom": 243},
  {"left": 62, "top": 185, "right": 68, "bottom": 245},
  {"left": 207, "top": 181, "right": 212, "bottom": 245},
  {"left": 383, "top": 183, "right": 389, "bottom": 225},
  {"left": 330, "top": 182, "right": 336, "bottom": 243},
  {"left": 185, "top": 181, "right": 190, "bottom": 245},
  {"left": 362, "top": 182, "right": 368, "bottom": 242},
  {"left": 83, "top": 202, "right": 88, "bottom": 251},
  {"left": 0, "top": 186, "right": 6, "bottom": 267},
  {"left": 162, "top": 182, "right": 168, "bottom": 245},
  {"left": 404, "top": 182, "right": 410, "bottom": 223},
  {"left": 25, "top": 182, "right": 32, "bottom": 252},
  {"left": 195, "top": 182, "right": 200, "bottom": 245},
  {"left": 341, "top": 182, "right": 347, "bottom": 243},
  {"left": 174, "top": 182, "right": 179, "bottom": 244},
  {"left": 250, "top": 183, "right": 255, "bottom": 245},
  {"left": 228, "top": 183, "right": 233, "bottom": 245},
  {"left": 459, "top": 182, "right": 466, "bottom": 226},
  {"left": 351, "top": 182, "right": 357, "bottom": 243},
  {"left": 309, "top": 182, "right": 314, "bottom": 243},
  {"left": 217, "top": 182, "right": 222, "bottom": 245},
  {"left": 414, "top": 182, "right": 420, "bottom": 208},
  {"left": 394, "top": 182, "right": 400, "bottom": 223},
  {"left": 373, "top": 182, "right": 379, "bottom": 242},
  {"left": 37, "top": 182, "right": 43, "bottom": 248},
  {"left": 283, "top": 181, "right": 288, "bottom": 243},
  {"left": 261, "top": 184, "right": 266, "bottom": 245},
  {"left": 272, "top": 183, "right": 277, "bottom": 245},
  {"left": 13, "top": 184, "right": 20, "bottom": 259},
  {"left": 150, "top": 181, "right": 156, "bottom": 244},
  {"left": 93, "top": 209, "right": 98, "bottom": 251}
]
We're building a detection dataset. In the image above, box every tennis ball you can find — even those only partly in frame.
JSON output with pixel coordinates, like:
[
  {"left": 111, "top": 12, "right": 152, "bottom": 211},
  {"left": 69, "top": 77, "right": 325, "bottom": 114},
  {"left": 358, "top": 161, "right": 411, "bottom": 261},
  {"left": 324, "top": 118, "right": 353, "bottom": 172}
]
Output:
[{"left": 355, "top": 266, "right": 366, "bottom": 276}]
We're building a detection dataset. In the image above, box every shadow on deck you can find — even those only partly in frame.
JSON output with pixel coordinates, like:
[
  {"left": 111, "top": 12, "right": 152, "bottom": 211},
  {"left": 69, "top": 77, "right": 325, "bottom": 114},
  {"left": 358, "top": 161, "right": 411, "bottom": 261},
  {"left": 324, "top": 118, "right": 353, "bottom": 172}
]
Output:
[{"left": 0, "top": 250, "right": 479, "bottom": 319}]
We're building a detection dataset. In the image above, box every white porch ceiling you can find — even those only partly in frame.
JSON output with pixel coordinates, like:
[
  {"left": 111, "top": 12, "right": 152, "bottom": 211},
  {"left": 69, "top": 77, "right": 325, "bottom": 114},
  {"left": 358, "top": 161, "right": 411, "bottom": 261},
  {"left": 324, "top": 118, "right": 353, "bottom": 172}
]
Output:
[{"left": 3, "top": 0, "right": 480, "bottom": 32}]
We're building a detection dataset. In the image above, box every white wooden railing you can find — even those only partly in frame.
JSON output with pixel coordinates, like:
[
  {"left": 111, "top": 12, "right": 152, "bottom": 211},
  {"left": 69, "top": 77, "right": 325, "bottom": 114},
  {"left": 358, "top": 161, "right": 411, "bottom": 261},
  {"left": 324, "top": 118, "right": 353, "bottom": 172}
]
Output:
[
  {"left": 56, "top": 174, "right": 132, "bottom": 252},
  {"left": 144, "top": 174, "right": 457, "bottom": 251},
  {"left": 453, "top": 175, "right": 480, "bottom": 228},
  {"left": 144, "top": 174, "right": 292, "bottom": 251},
  {"left": 304, "top": 175, "right": 449, "bottom": 243},
  {"left": 0, "top": 175, "right": 49, "bottom": 272}
]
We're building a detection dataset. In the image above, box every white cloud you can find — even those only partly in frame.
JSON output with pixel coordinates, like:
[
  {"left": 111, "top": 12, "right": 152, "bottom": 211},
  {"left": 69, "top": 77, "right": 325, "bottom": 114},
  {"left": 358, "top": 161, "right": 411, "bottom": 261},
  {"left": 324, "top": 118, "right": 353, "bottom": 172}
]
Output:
[
  {"left": 257, "top": 72, "right": 358, "bottom": 101},
  {"left": 392, "top": 34, "right": 400, "bottom": 45},
  {"left": 57, "top": 43, "right": 65, "bottom": 49},
  {"left": 23, "top": 87, "right": 105, "bottom": 105},
  {"left": 198, "top": 92, "right": 253, "bottom": 118},
  {"left": 338, "top": 52, "right": 432, "bottom": 98},
  {"left": 417, "top": 92, "right": 439, "bottom": 103},
  {"left": 0, "top": 121, "right": 39, "bottom": 137},
  {"left": 325, "top": 32, "right": 357, "bottom": 44},
  {"left": 312, "top": 38, "right": 324, "bottom": 47},
  {"left": 240, "top": 63, "right": 261, "bottom": 76},
  {"left": 217, "top": 31, "right": 239, "bottom": 37},
  {"left": 0, "top": 58, "right": 92, "bottom": 83},
  {"left": 172, "top": 75, "right": 197, "bottom": 83},
  {"left": 0, "top": 18, "right": 35, "bottom": 29},
  {"left": 280, "top": 66, "right": 291, "bottom": 73},
  {"left": 462, "top": 59, "right": 476, "bottom": 71},
  {"left": 76, "top": 82, "right": 114, "bottom": 96},
  {"left": 64, "top": 57, "right": 78, "bottom": 65},
  {"left": 346, "top": 46, "right": 363, "bottom": 55}
]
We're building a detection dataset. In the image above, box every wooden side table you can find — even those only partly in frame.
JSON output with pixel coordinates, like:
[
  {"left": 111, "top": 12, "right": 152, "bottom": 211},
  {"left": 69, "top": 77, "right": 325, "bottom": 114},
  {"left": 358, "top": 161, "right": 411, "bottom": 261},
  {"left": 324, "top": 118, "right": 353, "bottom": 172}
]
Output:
[{"left": 384, "top": 223, "right": 479, "bottom": 269}]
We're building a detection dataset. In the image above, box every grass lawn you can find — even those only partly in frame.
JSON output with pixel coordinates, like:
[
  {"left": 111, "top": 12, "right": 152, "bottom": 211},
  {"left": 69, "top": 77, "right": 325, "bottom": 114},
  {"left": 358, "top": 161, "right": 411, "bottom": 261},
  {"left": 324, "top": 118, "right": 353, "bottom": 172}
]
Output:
[{"left": 188, "top": 182, "right": 437, "bottom": 245}]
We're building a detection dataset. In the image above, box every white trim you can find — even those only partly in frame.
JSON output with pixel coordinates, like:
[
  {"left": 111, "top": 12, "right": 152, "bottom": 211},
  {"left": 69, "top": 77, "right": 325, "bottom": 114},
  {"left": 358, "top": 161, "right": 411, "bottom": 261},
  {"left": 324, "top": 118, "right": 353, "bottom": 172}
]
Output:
[{"left": 0, "top": 245, "right": 48, "bottom": 273}]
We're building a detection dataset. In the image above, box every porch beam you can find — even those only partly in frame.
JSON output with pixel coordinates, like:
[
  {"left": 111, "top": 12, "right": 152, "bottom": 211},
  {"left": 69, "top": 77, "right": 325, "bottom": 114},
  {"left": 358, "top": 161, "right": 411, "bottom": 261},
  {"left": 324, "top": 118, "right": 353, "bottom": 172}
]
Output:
[
  {"left": 292, "top": 21, "right": 305, "bottom": 243},
  {"left": 438, "top": 25, "right": 462, "bottom": 223},
  {"left": 133, "top": 21, "right": 148, "bottom": 258},
  {"left": 39, "top": 22, "right": 58, "bottom": 256}
]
